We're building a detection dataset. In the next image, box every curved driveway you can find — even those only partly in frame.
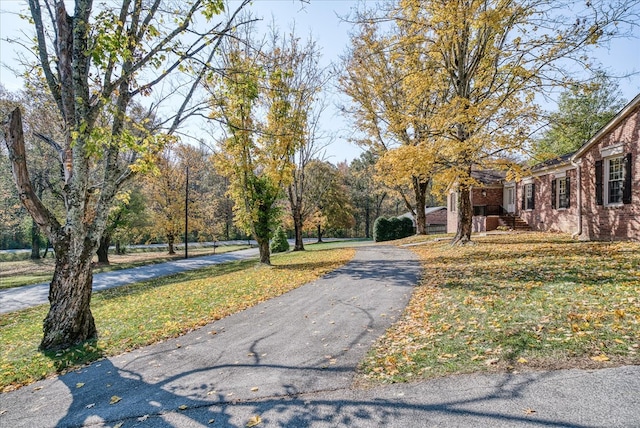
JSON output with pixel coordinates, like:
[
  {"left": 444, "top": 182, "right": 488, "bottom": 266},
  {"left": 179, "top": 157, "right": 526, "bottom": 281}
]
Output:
[{"left": 0, "top": 245, "right": 421, "bottom": 427}]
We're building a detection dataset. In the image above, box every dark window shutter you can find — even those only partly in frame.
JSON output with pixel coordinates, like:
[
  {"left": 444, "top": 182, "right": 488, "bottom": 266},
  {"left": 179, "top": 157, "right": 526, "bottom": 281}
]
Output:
[
  {"left": 521, "top": 186, "right": 526, "bottom": 210},
  {"left": 623, "top": 153, "right": 632, "bottom": 204},
  {"left": 551, "top": 179, "right": 557, "bottom": 209},
  {"left": 595, "top": 160, "right": 603, "bottom": 205},
  {"left": 531, "top": 183, "right": 536, "bottom": 210},
  {"left": 565, "top": 176, "right": 571, "bottom": 208}
]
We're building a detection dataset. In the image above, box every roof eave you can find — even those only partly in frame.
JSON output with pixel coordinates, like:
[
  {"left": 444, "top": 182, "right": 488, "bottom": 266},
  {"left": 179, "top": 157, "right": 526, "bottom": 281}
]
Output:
[{"left": 572, "top": 92, "right": 640, "bottom": 160}]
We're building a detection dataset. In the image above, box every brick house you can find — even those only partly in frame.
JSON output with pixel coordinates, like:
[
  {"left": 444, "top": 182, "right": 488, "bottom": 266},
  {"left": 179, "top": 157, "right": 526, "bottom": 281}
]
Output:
[
  {"left": 447, "top": 170, "right": 510, "bottom": 233},
  {"left": 401, "top": 206, "right": 448, "bottom": 234},
  {"left": 516, "top": 152, "right": 579, "bottom": 234},
  {"left": 448, "top": 92, "right": 639, "bottom": 240},
  {"left": 570, "top": 92, "right": 639, "bottom": 240}
]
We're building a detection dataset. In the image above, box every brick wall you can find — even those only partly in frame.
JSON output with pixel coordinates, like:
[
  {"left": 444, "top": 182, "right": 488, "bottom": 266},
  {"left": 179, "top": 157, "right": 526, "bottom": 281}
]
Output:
[
  {"left": 517, "top": 168, "right": 578, "bottom": 234},
  {"left": 425, "top": 209, "right": 448, "bottom": 225},
  {"left": 470, "top": 186, "right": 503, "bottom": 207},
  {"left": 578, "top": 103, "right": 640, "bottom": 241}
]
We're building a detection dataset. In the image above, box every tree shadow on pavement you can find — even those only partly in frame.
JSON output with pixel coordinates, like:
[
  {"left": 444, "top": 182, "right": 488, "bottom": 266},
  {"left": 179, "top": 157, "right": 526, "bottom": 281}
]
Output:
[{"left": 51, "top": 361, "right": 594, "bottom": 427}]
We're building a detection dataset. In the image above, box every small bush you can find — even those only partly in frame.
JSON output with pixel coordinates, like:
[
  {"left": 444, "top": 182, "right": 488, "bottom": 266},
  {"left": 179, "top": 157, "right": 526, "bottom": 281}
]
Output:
[
  {"left": 270, "top": 226, "right": 290, "bottom": 253},
  {"left": 374, "top": 216, "right": 415, "bottom": 242}
]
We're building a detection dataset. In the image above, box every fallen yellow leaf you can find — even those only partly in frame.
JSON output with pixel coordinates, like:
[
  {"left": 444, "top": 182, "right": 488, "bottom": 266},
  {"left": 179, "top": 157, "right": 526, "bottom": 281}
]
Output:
[
  {"left": 590, "top": 355, "right": 610, "bottom": 362},
  {"left": 179, "top": 405, "right": 188, "bottom": 410},
  {"left": 246, "top": 415, "right": 262, "bottom": 427},
  {"left": 524, "top": 408, "right": 536, "bottom": 414},
  {"left": 251, "top": 387, "right": 259, "bottom": 392},
  {"left": 109, "top": 396, "right": 122, "bottom": 405},
  {"left": 517, "top": 357, "right": 528, "bottom": 364},
  {"left": 76, "top": 383, "right": 85, "bottom": 388}
]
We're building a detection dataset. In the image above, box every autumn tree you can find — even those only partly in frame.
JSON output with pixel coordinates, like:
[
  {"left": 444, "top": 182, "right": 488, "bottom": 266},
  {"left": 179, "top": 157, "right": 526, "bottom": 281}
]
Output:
[
  {"left": 0, "top": 86, "right": 25, "bottom": 250},
  {"left": 209, "top": 23, "right": 322, "bottom": 263},
  {"left": 531, "top": 73, "right": 627, "bottom": 161},
  {"left": 209, "top": 37, "right": 283, "bottom": 265},
  {"left": 339, "top": 6, "right": 446, "bottom": 235},
  {"left": 348, "top": 150, "right": 389, "bottom": 239},
  {"left": 304, "top": 160, "right": 355, "bottom": 242},
  {"left": 143, "top": 143, "right": 217, "bottom": 255},
  {"left": 96, "top": 185, "right": 147, "bottom": 264},
  {"left": 1, "top": 0, "right": 251, "bottom": 350},
  {"left": 0, "top": 145, "right": 23, "bottom": 249},
  {"left": 278, "top": 33, "right": 330, "bottom": 252}
]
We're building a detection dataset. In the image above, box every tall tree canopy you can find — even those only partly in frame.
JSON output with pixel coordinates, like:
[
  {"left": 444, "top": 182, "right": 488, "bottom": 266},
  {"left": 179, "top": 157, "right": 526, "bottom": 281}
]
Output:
[
  {"left": 1, "top": 0, "right": 251, "bottom": 350},
  {"left": 339, "top": 8, "right": 444, "bottom": 235},
  {"left": 209, "top": 29, "right": 299, "bottom": 265},
  {"left": 531, "top": 73, "right": 627, "bottom": 161}
]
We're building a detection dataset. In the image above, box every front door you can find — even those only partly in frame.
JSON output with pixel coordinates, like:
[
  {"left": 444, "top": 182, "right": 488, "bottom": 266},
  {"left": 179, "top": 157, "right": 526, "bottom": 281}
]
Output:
[{"left": 504, "top": 185, "right": 515, "bottom": 213}]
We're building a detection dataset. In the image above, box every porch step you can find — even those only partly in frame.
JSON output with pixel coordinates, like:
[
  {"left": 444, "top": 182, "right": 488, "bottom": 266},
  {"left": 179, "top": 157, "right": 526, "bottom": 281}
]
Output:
[{"left": 499, "top": 215, "right": 531, "bottom": 231}]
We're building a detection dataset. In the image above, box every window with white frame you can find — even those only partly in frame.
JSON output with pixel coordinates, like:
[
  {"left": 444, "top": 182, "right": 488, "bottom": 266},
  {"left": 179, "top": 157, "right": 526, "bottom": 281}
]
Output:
[
  {"left": 596, "top": 153, "right": 632, "bottom": 206},
  {"left": 552, "top": 176, "right": 570, "bottom": 209},
  {"left": 523, "top": 183, "right": 535, "bottom": 210},
  {"left": 606, "top": 156, "right": 624, "bottom": 205}
]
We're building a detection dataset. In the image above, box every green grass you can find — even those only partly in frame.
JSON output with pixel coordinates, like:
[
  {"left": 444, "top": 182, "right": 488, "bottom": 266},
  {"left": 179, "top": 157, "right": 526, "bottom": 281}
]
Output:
[
  {"left": 359, "top": 233, "right": 640, "bottom": 383},
  {"left": 0, "top": 246, "right": 355, "bottom": 392}
]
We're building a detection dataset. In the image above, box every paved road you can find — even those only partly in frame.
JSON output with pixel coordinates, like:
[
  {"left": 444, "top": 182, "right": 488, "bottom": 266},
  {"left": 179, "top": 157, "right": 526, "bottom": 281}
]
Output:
[
  {"left": 0, "top": 248, "right": 260, "bottom": 314},
  {"left": 1, "top": 245, "right": 638, "bottom": 427}
]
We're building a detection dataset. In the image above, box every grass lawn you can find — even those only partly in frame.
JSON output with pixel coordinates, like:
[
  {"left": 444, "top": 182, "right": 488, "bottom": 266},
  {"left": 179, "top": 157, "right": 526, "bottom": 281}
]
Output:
[
  {"left": 0, "top": 246, "right": 355, "bottom": 392},
  {"left": 0, "top": 245, "right": 250, "bottom": 290},
  {"left": 359, "top": 232, "right": 640, "bottom": 384}
]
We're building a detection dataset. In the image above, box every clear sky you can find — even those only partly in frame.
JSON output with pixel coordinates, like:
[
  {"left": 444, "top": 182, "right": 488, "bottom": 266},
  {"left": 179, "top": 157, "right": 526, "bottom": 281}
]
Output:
[{"left": 1, "top": 0, "right": 639, "bottom": 163}]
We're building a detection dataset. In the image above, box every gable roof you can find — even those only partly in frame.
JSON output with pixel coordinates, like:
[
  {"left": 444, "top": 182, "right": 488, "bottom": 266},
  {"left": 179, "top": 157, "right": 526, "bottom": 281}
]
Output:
[{"left": 573, "top": 92, "right": 640, "bottom": 159}]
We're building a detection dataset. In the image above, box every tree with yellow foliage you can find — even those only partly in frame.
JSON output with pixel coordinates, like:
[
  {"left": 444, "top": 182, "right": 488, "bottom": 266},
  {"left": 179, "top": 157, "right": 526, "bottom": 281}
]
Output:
[
  {"left": 209, "top": 28, "right": 311, "bottom": 264},
  {"left": 339, "top": 7, "right": 446, "bottom": 234}
]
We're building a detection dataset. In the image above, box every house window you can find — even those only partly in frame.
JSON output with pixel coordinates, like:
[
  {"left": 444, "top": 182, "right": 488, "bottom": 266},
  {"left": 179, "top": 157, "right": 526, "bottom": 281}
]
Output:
[
  {"left": 607, "top": 157, "right": 624, "bottom": 205},
  {"left": 523, "top": 183, "right": 535, "bottom": 210},
  {"left": 450, "top": 192, "right": 457, "bottom": 212},
  {"left": 596, "top": 153, "right": 632, "bottom": 206},
  {"left": 552, "top": 177, "right": 570, "bottom": 209}
]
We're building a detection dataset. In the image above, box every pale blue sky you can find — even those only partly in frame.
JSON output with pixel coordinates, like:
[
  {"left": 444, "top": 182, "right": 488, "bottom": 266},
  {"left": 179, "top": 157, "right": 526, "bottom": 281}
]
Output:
[{"left": 1, "top": 0, "right": 639, "bottom": 163}]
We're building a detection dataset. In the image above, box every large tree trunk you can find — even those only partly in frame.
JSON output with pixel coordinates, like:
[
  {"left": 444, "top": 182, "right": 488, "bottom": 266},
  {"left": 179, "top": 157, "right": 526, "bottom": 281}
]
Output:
[
  {"left": 413, "top": 177, "right": 429, "bottom": 235},
  {"left": 167, "top": 234, "right": 176, "bottom": 255},
  {"left": 5, "top": 108, "right": 100, "bottom": 351},
  {"left": 256, "top": 236, "right": 271, "bottom": 264},
  {"left": 30, "top": 219, "right": 41, "bottom": 260},
  {"left": 40, "top": 240, "right": 97, "bottom": 350},
  {"left": 97, "top": 234, "right": 110, "bottom": 264},
  {"left": 452, "top": 183, "right": 473, "bottom": 245},
  {"left": 316, "top": 223, "right": 323, "bottom": 243},
  {"left": 292, "top": 204, "right": 305, "bottom": 251}
]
